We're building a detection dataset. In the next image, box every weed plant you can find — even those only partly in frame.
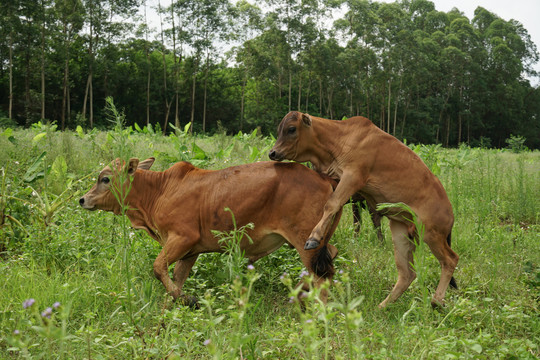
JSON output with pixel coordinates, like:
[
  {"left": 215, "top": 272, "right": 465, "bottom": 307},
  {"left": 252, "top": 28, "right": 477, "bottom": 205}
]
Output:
[{"left": 0, "top": 120, "right": 538, "bottom": 359}]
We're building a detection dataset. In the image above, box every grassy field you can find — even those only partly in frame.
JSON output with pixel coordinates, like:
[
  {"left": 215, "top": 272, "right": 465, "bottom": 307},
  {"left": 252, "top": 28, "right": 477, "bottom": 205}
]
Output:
[{"left": 0, "top": 119, "right": 539, "bottom": 359}]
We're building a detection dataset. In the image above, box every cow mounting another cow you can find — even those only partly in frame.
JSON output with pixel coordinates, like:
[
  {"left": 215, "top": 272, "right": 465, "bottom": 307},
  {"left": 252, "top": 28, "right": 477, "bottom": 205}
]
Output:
[{"left": 269, "top": 111, "right": 459, "bottom": 308}]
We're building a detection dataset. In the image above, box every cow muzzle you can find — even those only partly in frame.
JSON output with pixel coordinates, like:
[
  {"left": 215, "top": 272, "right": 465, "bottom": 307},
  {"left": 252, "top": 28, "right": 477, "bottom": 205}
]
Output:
[
  {"left": 268, "top": 149, "right": 284, "bottom": 161},
  {"left": 79, "top": 197, "right": 96, "bottom": 211}
]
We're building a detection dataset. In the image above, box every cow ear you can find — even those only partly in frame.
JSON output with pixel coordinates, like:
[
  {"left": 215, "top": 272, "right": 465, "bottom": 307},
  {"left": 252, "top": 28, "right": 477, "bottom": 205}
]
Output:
[
  {"left": 127, "top": 158, "right": 139, "bottom": 175},
  {"left": 302, "top": 113, "right": 312, "bottom": 127},
  {"left": 138, "top": 157, "right": 155, "bottom": 170}
]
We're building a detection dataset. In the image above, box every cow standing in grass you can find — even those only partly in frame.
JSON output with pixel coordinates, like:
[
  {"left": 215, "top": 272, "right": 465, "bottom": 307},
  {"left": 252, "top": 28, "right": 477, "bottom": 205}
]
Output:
[{"left": 80, "top": 158, "right": 342, "bottom": 305}]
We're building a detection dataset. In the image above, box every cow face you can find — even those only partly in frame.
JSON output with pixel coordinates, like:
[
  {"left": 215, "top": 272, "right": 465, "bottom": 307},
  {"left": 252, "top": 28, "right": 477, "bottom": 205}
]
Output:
[
  {"left": 268, "top": 111, "right": 313, "bottom": 162},
  {"left": 79, "top": 157, "right": 155, "bottom": 214}
]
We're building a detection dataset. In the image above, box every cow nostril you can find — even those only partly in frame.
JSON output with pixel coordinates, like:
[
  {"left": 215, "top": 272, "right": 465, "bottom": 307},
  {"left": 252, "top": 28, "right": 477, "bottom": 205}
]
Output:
[
  {"left": 269, "top": 150, "right": 276, "bottom": 160},
  {"left": 79, "top": 198, "right": 84, "bottom": 206}
]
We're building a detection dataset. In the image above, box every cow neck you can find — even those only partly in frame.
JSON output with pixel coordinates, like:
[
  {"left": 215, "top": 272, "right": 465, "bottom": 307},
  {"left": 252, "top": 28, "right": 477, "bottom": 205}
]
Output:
[
  {"left": 308, "top": 117, "right": 346, "bottom": 178},
  {"left": 124, "top": 169, "right": 164, "bottom": 233}
]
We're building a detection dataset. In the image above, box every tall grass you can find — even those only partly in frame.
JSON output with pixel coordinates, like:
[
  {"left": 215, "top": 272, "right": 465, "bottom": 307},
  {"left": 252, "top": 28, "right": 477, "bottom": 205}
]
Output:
[{"left": 0, "top": 122, "right": 538, "bottom": 358}]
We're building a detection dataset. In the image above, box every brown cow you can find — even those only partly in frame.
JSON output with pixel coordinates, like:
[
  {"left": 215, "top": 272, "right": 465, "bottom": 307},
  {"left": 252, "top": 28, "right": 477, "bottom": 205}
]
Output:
[
  {"left": 79, "top": 158, "right": 342, "bottom": 305},
  {"left": 269, "top": 111, "right": 458, "bottom": 308}
]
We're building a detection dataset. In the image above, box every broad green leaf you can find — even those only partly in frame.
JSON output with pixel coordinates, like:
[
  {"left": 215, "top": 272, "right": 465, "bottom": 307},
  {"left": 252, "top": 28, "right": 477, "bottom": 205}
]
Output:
[
  {"left": 249, "top": 145, "right": 259, "bottom": 162},
  {"left": 51, "top": 155, "right": 68, "bottom": 178},
  {"left": 32, "top": 132, "right": 47, "bottom": 145},
  {"left": 24, "top": 151, "right": 47, "bottom": 182},
  {"left": 183, "top": 122, "right": 192, "bottom": 134},
  {"left": 470, "top": 344, "right": 482, "bottom": 353},
  {"left": 169, "top": 123, "right": 181, "bottom": 133},
  {"left": 192, "top": 143, "right": 207, "bottom": 160},
  {"left": 76, "top": 125, "right": 84, "bottom": 138},
  {"left": 1, "top": 128, "right": 13, "bottom": 138}
]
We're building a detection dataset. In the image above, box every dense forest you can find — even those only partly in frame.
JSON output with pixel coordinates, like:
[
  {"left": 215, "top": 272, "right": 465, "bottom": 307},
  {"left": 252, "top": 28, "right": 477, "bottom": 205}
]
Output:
[{"left": 1, "top": 0, "right": 539, "bottom": 148}]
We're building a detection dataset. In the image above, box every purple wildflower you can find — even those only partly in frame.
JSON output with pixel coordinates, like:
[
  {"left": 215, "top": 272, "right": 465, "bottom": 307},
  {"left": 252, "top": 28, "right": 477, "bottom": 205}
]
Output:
[
  {"left": 288, "top": 296, "right": 295, "bottom": 303},
  {"left": 53, "top": 302, "right": 61, "bottom": 309},
  {"left": 22, "top": 298, "right": 35, "bottom": 309},
  {"left": 280, "top": 272, "right": 288, "bottom": 280},
  {"left": 305, "top": 319, "right": 313, "bottom": 324},
  {"left": 299, "top": 270, "right": 310, "bottom": 278},
  {"left": 247, "top": 264, "right": 255, "bottom": 271},
  {"left": 41, "top": 307, "right": 53, "bottom": 318},
  {"left": 203, "top": 339, "right": 211, "bottom": 346},
  {"left": 13, "top": 330, "right": 20, "bottom": 335}
]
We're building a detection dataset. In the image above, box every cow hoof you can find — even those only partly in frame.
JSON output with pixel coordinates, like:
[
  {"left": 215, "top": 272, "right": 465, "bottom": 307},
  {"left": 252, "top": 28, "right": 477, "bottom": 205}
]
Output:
[
  {"left": 304, "top": 238, "right": 320, "bottom": 250},
  {"left": 177, "top": 295, "right": 200, "bottom": 309},
  {"left": 430, "top": 298, "right": 445, "bottom": 309}
]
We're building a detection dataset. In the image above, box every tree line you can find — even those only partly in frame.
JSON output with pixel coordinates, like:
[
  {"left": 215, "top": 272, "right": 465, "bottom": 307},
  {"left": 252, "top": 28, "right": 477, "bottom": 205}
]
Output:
[{"left": 1, "top": 0, "right": 539, "bottom": 148}]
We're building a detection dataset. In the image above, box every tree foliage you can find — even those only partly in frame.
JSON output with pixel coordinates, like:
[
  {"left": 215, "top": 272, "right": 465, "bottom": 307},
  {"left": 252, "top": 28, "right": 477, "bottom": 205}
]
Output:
[{"left": 0, "top": 0, "right": 539, "bottom": 148}]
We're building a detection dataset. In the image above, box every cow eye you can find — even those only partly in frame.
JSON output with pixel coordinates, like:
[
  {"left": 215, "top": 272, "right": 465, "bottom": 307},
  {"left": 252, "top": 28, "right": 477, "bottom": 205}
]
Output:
[
  {"left": 287, "top": 127, "right": 296, "bottom": 135},
  {"left": 101, "top": 177, "right": 110, "bottom": 184}
]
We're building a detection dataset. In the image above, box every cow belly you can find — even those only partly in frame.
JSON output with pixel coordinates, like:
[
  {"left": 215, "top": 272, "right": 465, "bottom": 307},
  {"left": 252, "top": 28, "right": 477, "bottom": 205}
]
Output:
[{"left": 244, "top": 232, "right": 286, "bottom": 263}]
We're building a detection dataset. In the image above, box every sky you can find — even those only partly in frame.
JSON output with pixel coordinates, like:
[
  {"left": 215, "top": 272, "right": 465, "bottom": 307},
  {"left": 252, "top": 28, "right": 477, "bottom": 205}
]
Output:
[{"left": 379, "top": 0, "right": 540, "bottom": 84}]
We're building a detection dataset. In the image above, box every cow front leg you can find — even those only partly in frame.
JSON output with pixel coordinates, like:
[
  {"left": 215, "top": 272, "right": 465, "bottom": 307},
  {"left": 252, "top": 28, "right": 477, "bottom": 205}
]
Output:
[
  {"left": 173, "top": 255, "right": 199, "bottom": 307},
  {"left": 153, "top": 233, "right": 198, "bottom": 300},
  {"left": 305, "top": 173, "right": 360, "bottom": 250}
]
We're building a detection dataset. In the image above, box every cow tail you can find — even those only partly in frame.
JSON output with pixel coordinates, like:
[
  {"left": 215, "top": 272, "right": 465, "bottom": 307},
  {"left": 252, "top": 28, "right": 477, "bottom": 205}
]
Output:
[
  {"left": 311, "top": 244, "right": 334, "bottom": 279},
  {"left": 447, "top": 231, "right": 458, "bottom": 289}
]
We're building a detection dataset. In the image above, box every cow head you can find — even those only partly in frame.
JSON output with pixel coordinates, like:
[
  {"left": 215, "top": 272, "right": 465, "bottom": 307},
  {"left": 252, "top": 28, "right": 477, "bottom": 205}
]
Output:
[
  {"left": 268, "top": 111, "right": 313, "bottom": 162},
  {"left": 79, "top": 157, "right": 155, "bottom": 214}
]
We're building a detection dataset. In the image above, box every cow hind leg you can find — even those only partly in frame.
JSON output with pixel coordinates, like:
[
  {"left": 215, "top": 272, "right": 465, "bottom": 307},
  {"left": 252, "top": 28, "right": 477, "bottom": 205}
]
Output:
[
  {"left": 369, "top": 207, "right": 384, "bottom": 243},
  {"left": 379, "top": 220, "right": 416, "bottom": 308},
  {"left": 424, "top": 229, "right": 459, "bottom": 307},
  {"left": 352, "top": 201, "right": 362, "bottom": 233}
]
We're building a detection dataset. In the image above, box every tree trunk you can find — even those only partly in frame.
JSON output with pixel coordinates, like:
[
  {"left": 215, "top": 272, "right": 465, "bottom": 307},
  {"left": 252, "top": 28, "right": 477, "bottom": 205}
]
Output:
[
  {"left": 319, "top": 78, "right": 323, "bottom": 115},
  {"left": 190, "top": 57, "right": 198, "bottom": 134},
  {"left": 83, "top": 9, "right": 94, "bottom": 128},
  {"left": 146, "top": 65, "right": 151, "bottom": 126},
  {"left": 297, "top": 73, "right": 302, "bottom": 111},
  {"left": 145, "top": 0, "right": 150, "bottom": 126},
  {"left": 400, "top": 95, "right": 411, "bottom": 138},
  {"left": 172, "top": 2, "right": 181, "bottom": 132},
  {"left": 446, "top": 115, "right": 450, "bottom": 147},
  {"left": 202, "top": 49, "right": 209, "bottom": 133},
  {"left": 393, "top": 98, "right": 398, "bottom": 136},
  {"left": 240, "top": 73, "right": 246, "bottom": 131},
  {"left": 327, "top": 86, "right": 334, "bottom": 119},
  {"left": 8, "top": 30, "right": 13, "bottom": 120},
  {"left": 366, "top": 88, "right": 370, "bottom": 119},
  {"left": 349, "top": 88, "right": 353, "bottom": 116},
  {"left": 288, "top": 61, "right": 292, "bottom": 111},
  {"left": 25, "top": 31, "right": 31, "bottom": 123},
  {"left": 458, "top": 86, "right": 463, "bottom": 144},
  {"left": 437, "top": 89, "right": 451, "bottom": 145},
  {"left": 158, "top": 0, "right": 171, "bottom": 132},
  {"left": 89, "top": 72, "right": 93, "bottom": 128},
  {"left": 40, "top": 0, "right": 46, "bottom": 120},
  {"left": 387, "top": 79, "right": 391, "bottom": 133},
  {"left": 305, "top": 72, "right": 311, "bottom": 112},
  {"left": 393, "top": 76, "right": 403, "bottom": 136},
  {"left": 61, "top": 23, "right": 69, "bottom": 130}
]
